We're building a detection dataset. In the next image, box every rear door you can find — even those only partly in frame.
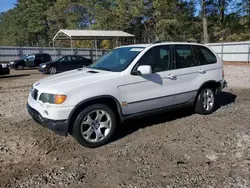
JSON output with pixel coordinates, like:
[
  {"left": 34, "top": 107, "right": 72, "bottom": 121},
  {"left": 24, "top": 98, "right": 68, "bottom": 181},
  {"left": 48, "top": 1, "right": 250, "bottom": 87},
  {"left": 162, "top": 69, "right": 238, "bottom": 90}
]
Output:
[
  {"left": 81, "top": 57, "right": 93, "bottom": 66},
  {"left": 193, "top": 45, "right": 222, "bottom": 82},
  {"left": 169, "top": 44, "right": 206, "bottom": 103},
  {"left": 42, "top": 54, "right": 51, "bottom": 63},
  {"left": 71, "top": 56, "right": 83, "bottom": 69},
  {"left": 25, "top": 54, "right": 36, "bottom": 67}
]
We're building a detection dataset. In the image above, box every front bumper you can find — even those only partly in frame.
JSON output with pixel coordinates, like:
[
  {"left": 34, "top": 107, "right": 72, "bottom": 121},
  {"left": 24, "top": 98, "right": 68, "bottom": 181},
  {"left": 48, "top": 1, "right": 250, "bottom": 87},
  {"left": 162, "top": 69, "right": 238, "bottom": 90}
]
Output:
[
  {"left": 0, "top": 68, "right": 10, "bottom": 75},
  {"left": 38, "top": 67, "right": 49, "bottom": 73},
  {"left": 27, "top": 103, "right": 69, "bottom": 136}
]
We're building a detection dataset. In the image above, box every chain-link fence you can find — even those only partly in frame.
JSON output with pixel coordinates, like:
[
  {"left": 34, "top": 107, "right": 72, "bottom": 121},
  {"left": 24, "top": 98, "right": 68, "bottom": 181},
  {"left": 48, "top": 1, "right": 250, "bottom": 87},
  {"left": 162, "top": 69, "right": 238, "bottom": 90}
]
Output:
[
  {"left": 0, "top": 46, "right": 107, "bottom": 63},
  {"left": 1, "top": 42, "right": 250, "bottom": 63}
]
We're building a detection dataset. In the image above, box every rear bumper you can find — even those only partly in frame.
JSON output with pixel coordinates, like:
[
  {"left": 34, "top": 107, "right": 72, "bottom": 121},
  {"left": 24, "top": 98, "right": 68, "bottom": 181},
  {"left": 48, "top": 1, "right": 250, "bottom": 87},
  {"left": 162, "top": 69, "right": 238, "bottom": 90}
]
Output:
[
  {"left": 221, "top": 80, "right": 227, "bottom": 89},
  {"left": 216, "top": 80, "right": 227, "bottom": 94},
  {"left": 27, "top": 103, "right": 69, "bottom": 136}
]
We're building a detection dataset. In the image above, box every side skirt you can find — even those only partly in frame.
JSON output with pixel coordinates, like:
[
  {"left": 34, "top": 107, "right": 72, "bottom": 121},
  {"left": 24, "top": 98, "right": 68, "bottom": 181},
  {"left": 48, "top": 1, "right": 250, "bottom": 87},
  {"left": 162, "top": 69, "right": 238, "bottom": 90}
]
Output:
[{"left": 121, "top": 100, "right": 194, "bottom": 122}]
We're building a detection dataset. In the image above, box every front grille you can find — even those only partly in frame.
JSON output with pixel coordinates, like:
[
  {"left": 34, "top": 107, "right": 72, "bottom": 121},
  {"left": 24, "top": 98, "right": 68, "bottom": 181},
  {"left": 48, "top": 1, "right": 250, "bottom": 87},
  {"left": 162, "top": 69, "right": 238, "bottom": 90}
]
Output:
[{"left": 31, "top": 89, "right": 38, "bottom": 100}]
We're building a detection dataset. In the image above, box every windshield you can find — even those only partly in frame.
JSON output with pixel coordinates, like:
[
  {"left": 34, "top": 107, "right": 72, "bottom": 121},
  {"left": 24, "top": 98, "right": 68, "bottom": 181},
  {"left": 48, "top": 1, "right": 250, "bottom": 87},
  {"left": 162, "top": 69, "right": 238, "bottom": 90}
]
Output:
[
  {"left": 89, "top": 47, "right": 144, "bottom": 72},
  {"left": 20, "top": 55, "right": 28, "bottom": 60}
]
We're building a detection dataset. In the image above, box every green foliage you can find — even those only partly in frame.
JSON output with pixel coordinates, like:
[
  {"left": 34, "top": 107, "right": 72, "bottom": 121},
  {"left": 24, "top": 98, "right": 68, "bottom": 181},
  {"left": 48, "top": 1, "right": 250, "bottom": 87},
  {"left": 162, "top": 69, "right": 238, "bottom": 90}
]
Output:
[
  {"left": 101, "top": 40, "right": 112, "bottom": 49},
  {"left": 0, "top": 0, "right": 249, "bottom": 47}
]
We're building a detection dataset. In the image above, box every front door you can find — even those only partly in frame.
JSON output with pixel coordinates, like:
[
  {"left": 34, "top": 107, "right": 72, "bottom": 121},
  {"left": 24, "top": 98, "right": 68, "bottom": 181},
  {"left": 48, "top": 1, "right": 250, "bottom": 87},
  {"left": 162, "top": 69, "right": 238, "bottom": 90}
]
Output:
[
  {"left": 124, "top": 45, "right": 178, "bottom": 115},
  {"left": 57, "top": 56, "right": 70, "bottom": 72}
]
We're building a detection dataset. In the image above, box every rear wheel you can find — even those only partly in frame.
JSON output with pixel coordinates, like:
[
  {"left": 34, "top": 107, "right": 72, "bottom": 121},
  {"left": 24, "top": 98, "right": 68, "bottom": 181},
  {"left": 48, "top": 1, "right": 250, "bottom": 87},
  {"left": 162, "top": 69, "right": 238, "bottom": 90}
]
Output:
[
  {"left": 72, "top": 104, "right": 117, "bottom": 148},
  {"left": 195, "top": 88, "right": 216, "bottom": 115},
  {"left": 49, "top": 67, "right": 57, "bottom": 74}
]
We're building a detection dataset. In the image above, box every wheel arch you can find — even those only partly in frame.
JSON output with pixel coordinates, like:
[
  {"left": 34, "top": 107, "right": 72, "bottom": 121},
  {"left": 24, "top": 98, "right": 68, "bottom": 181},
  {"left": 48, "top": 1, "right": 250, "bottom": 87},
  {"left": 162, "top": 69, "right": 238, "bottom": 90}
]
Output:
[
  {"left": 67, "top": 95, "right": 123, "bottom": 134},
  {"left": 195, "top": 80, "right": 221, "bottom": 101}
]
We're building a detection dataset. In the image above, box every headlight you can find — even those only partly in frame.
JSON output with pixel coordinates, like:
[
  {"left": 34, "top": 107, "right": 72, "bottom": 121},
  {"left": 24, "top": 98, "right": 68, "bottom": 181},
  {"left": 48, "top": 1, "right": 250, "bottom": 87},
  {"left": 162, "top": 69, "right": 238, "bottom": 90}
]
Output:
[
  {"left": 39, "top": 93, "right": 67, "bottom": 104},
  {"left": 9, "top": 62, "right": 14, "bottom": 65},
  {"left": 41, "top": 64, "right": 46, "bottom": 68}
]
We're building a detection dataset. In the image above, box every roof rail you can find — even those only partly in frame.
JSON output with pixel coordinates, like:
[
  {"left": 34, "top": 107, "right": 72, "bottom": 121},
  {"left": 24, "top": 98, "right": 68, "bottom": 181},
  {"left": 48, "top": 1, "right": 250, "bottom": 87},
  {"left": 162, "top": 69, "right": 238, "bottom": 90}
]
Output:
[{"left": 152, "top": 40, "right": 163, "bottom": 44}]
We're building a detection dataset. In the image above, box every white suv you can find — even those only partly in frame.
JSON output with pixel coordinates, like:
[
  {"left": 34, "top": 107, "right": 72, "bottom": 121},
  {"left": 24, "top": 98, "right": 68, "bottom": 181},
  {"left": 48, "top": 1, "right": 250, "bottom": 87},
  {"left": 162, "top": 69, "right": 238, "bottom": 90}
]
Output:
[{"left": 27, "top": 42, "right": 226, "bottom": 148}]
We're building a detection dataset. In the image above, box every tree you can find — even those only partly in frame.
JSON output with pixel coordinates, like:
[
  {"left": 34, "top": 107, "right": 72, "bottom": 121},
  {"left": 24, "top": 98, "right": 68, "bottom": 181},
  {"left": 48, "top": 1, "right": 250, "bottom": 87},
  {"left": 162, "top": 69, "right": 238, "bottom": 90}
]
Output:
[
  {"left": 202, "top": 0, "right": 209, "bottom": 43},
  {"left": 0, "top": 0, "right": 249, "bottom": 46},
  {"left": 153, "top": 0, "right": 195, "bottom": 41}
]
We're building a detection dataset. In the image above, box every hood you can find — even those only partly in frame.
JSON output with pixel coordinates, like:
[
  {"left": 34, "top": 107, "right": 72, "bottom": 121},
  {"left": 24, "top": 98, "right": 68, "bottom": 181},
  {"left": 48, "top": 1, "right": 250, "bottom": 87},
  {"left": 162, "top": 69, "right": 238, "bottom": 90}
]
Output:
[
  {"left": 33, "top": 68, "right": 120, "bottom": 94},
  {"left": 39, "top": 61, "right": 54, "bottom": 66},
  {"left": 12, "top": 59, "right": 24, "bottom": 64}
]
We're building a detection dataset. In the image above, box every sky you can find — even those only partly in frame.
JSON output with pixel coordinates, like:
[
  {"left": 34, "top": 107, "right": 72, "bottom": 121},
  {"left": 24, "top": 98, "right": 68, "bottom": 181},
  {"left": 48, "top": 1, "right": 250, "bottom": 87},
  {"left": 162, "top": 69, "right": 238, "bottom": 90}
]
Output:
[{"left": 0, "top": 0, "right": 16, "bottom": 12}]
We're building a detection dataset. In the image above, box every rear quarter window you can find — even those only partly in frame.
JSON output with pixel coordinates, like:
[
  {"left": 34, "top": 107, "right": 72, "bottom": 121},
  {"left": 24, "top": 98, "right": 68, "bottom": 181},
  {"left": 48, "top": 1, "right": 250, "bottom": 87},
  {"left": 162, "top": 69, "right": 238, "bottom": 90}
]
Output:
[
  {"left": 43, "top": 54, "right": 51, "bottom": 61},
  {"left": 199, "top": 46, "right": 217, "bottom": 64}
]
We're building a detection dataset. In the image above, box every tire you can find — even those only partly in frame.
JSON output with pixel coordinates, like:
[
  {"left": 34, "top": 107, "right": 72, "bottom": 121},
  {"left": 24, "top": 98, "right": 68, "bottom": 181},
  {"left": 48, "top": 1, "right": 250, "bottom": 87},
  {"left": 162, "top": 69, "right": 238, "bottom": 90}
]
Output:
[
  {"left": 72, "top": 104, "right": 117, "bottom": 148},
  {"left": 17, "top": 65, "right": 24, "bottom": 70},
  {"left": 195, "top": 88, "right": 216, "bottom": 115},
  {"left": 49, "top": 67, "right": 57, "bottom": 74}
]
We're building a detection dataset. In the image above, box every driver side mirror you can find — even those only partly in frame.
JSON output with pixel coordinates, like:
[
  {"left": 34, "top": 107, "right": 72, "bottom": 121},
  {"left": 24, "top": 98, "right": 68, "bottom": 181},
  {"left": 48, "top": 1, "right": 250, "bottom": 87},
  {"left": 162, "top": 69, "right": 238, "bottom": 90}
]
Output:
[{"left": 133, "top": 65, "right": 152, "bottom": 75}]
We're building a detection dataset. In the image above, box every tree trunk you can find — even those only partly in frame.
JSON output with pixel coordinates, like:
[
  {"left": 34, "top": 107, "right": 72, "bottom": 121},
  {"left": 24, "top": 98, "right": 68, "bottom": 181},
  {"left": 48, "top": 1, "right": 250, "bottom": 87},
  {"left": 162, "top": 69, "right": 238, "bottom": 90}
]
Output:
[
  {"left": 248, "top": 0, "right": 250, "bottom": 29},
  {"left": 219, "top": 0, "right": 225, "bottom": 28},
  {"left": 202, "top": 0, "right": 209, "bottom": 43}
]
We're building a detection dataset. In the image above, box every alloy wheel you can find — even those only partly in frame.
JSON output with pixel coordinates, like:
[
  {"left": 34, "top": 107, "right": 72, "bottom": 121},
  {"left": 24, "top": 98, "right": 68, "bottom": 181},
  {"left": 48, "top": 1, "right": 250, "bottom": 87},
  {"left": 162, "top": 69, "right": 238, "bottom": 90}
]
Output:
[
  {"left": 203, "top": 88, "right": 215, "bottom": 111},
  {"left": 80, "top": 110, "right": 112, "bottom": 143},
  {"left": 49, "top": 67, "right": 57, "bottom": 74}
]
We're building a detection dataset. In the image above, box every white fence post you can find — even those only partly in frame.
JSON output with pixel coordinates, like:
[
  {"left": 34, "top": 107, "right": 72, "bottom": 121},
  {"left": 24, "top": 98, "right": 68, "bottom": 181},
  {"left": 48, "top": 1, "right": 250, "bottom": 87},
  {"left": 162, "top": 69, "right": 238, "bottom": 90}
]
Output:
[
  {"left": 248, "top": 45, "right": 250, "bottom": 64},
  {"left": 221, "top": 42, "right": 224, "bottom": 61}
]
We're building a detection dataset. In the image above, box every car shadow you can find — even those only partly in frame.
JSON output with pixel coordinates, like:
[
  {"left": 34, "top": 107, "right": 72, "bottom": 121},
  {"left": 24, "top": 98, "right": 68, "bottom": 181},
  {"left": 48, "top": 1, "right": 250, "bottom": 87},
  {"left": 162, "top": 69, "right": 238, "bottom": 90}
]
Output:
[
  {"left": 215, "top": 91, "right": 237, "bottom": 111},
  {"left": 0, "top": 74, "right": 30, "bottom": 78},
  {"left": 112, "top": 91, "right": 237, "bottom": 142}
]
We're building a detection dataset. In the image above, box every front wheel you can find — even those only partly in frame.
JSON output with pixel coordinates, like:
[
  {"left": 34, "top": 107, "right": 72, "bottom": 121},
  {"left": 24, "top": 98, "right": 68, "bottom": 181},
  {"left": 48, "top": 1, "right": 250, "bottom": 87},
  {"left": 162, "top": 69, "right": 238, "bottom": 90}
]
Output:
[
  {"left": 72, "top": 104, "right": 117, "bottom": 148},
  {"left": 49, "top": 67, "right": 57, "bottom": 74},
  {"left": 195, "top": 88, "right": 216, "bottom": 115},
  {"left": 17, "top": 65, "right": 24, "bottom": 70}
]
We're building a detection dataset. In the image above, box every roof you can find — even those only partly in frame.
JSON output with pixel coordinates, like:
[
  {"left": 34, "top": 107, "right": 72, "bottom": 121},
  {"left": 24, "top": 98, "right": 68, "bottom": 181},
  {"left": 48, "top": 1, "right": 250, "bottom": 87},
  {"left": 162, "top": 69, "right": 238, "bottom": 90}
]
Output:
[
  {"left": 119, "top": 44, "right": 150, "bottom": 48},
  {"left": 118, "top": 42, "right": 207, "bottom": 49},
  {"left": 53, "top": 29, "right": 135, "bottom": 40}
]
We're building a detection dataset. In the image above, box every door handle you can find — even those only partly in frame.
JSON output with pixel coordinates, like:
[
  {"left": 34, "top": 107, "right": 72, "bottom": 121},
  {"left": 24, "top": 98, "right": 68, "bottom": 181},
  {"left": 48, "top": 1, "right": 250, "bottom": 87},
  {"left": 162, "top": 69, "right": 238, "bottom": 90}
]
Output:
[
  {"left": 198, "top": 69, "right": 206, "bottom": 74},
  {"left": 166, "top": 74, "right": 176, "bottom": 79}
]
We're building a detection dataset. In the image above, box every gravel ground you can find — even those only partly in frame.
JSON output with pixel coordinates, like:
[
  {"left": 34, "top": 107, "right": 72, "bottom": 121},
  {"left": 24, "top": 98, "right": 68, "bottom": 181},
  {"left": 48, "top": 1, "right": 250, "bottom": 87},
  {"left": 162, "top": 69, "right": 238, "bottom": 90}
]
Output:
[{"left": 0, "top": 66, "right": 249, "bottom": 188}]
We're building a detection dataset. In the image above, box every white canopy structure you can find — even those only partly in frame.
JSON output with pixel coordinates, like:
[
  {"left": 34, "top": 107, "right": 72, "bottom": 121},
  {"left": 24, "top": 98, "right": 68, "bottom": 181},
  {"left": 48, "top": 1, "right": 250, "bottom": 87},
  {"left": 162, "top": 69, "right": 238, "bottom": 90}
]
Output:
[
  {"left": 53, "top": 29, "right": 135, "bottom": 41},
  {"left": 52, "top": 29, "right": 135, "bottom": 59}
]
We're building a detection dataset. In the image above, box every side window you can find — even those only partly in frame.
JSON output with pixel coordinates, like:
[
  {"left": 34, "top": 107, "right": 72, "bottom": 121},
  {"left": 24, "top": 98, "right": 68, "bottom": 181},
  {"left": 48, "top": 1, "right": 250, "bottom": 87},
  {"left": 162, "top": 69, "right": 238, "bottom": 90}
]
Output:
[
  {"left": 136, "top": 45, "right": 172, "bottom": 73},
  {"left": 26, "top": 55, "right": 35, "bottom": 61},
  {"left": 71, "top": 56, "right": 82, "bottom": 61},
  {"left": 36, "top": 54, "right": 42, "bottom": 60},
  {"left": 192, "top": 46, "right": 203, "bottom": 66},
  {"left": 199, "top": 46, "right": 217, "bottom": 64},
  {"left": 58, "top": 56, "right": 69, "bottom": 63},
  {"left": 174, "top": 45, "right": 195, "bottom": 69},
  {"left": 43, "top": 54, "right": 50, "bottom": 61}
]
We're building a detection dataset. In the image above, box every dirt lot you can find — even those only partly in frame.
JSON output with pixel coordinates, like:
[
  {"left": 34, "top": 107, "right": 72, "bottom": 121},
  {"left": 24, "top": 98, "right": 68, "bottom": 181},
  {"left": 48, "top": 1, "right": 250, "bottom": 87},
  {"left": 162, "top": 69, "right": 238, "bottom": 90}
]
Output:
[{"left": 0, "top": 66, "right": 250, "bottom": 188}]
